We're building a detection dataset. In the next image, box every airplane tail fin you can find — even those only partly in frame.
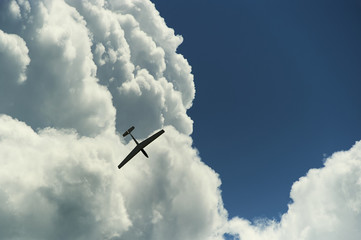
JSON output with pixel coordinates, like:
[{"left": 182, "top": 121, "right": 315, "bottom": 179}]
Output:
[{"left": 123, "top": 126, "right": 135, "bottom": 137}]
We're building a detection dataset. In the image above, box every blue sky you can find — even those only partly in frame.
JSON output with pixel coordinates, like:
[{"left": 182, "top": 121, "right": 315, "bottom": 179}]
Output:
[{"left": 151, "top": 0, "right": 361, "bottom": 220}]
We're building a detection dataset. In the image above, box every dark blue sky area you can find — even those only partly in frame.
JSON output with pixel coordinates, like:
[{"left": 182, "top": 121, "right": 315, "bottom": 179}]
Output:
[{"left": 151, "top": 0, "right": 361, "bottom": 220}]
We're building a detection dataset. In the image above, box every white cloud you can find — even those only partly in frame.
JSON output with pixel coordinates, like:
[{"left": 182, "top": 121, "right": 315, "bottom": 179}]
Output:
[
  {"left": 113, "top": 0, "right": 195, "bottom": 110},
  {"left": 0, "top": 1, "right": 361, "bottom": 240},
  {"left": 65, "top": 0, "right": 194, "bottom": 136},
  {"left": 0, "top": 0, "right": 116, "bottom": 136},
  {"left": 0, "top": 0, "right": 223, "bottom": 239},
  {"left": 8, "top": 0, "right": 21, "bottom": 19},
  {"left": 0, "top": 29, "right": 29, "bottom": 83},
  {"left": 0, "top": 28, "right": 30, "bottom": 113},
  {"left": 225, "top": 141, "right": 361, "bottom": 240},
  {"left": 0, "top": 114, "right": 131, "bottom": 239},
  {"left": 0, "top": 115, "right": 226, "bottom": 240}
]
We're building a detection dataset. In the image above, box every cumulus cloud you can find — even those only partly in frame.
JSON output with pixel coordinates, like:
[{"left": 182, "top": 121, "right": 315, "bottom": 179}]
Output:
[
  {"left": 0, "top": 0, "right": 221, "bottom": 239},
  {"left": 0, "top": 29, "right": 29, "bottom": 83},
  {"left": 0, "top": 0, "right": 116, "bottom": 136},
  {"left": 0, "top": 115, "right": 226, "bottom": 240},
  {"left": 64, "top": 0, "right": 194, "bottom": 137},
  {"left": 226, "top": 141, "right": 361, "bottom": 240},
  {"left": 0, "top": 0, "right": 360, "bottom": 240},
  {"left": 0, "top": 114, "right": 130, "bottom": 239}
]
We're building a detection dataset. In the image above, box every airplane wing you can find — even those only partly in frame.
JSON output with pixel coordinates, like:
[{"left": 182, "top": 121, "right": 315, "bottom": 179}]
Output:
[
  {"left": 138, "top": 129, "right": 165, "bottom": 149},
  {"left": 118, "top": 145, "right": 142, "bottom": 169}
]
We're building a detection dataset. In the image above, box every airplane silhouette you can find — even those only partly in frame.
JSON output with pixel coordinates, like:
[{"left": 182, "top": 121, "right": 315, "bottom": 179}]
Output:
[{"left": 118, "top": 126, "right": 165, "bottom": 169}]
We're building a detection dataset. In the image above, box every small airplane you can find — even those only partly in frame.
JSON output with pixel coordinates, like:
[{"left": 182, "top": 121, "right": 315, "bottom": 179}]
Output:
[{"left": 118, "top": 126, "right": 165, "bottom": 169}]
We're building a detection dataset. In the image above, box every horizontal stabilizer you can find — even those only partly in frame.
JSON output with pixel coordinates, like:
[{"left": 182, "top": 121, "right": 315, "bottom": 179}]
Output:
[{"left": 123, "top": 126, "right": 135, "bottom": 137}]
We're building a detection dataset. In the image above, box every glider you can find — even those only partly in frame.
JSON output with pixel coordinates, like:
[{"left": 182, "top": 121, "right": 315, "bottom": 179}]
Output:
[{"left": 118, "top": 126, "right": 165, "bottom": 169}]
